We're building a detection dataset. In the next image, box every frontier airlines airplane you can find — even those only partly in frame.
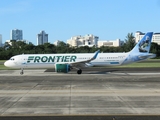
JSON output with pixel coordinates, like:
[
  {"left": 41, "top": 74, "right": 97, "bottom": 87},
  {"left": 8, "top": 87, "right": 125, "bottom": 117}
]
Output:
[{"left": 4, "top": 32, "right": 156, "bottom": 75}]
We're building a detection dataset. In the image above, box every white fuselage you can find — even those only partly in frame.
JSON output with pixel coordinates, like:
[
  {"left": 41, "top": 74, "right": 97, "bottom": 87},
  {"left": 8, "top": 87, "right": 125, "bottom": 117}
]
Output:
[{"left": 4, "top": 53, "right": 130, "bottom": 69}]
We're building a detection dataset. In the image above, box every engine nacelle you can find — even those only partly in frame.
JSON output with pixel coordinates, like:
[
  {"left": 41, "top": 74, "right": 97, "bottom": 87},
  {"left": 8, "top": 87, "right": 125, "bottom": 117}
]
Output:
[{"left": 55, "top": 64, "right": 70, "bottom": 73}]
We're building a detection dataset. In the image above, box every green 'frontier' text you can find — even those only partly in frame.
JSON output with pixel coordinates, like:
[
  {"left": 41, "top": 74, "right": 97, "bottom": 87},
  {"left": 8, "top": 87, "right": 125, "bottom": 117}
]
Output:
[{"left": 27, "top": 55, "right": 77, "bottom": 63}]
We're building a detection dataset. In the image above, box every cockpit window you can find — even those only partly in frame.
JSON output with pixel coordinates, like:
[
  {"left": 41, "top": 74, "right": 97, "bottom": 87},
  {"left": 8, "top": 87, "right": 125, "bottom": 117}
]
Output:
[{"left": 10, "top": 58, "right": 15, "bottom": 60}]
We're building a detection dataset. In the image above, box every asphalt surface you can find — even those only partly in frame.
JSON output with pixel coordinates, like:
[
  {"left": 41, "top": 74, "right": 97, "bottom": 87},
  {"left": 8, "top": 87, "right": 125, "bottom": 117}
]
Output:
[
  {"left": 0, "top": 68, "right": 160, "bottom": 120},
  {"left": 0, "top": 115, "right": 160, "bottom": 120}
]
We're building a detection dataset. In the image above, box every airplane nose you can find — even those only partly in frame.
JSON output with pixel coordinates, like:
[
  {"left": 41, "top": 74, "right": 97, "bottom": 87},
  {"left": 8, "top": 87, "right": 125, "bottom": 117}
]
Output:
[
  {"left": 4, "top": 60, "right": 17, "bottom": 68},
  {"left": 4, "top": 61, "right": 9, "bottom": 67},
  {"left": 4, "top": 61, "right": 14, "bottom": 68}
]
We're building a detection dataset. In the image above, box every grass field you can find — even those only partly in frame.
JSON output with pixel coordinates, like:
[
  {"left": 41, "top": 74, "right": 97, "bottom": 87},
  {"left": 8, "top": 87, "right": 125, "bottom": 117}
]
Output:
[
  {"left": 0, "top": 60, "right": 6, "bottom": 62},
  {"left": 118, "top": 59, "right": 160, "bottom": 67},
  {"left": 117, "top": 62, "right": 160, "bottom": 68},
  {"left": 0, "top": 59, "right": 160, "bottom": 70}
]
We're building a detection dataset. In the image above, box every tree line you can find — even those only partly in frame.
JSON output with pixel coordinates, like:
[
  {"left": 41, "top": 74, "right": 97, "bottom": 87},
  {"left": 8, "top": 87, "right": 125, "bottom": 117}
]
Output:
[{"left": 0, "top": 33, "right": 160, "bottom": 60}]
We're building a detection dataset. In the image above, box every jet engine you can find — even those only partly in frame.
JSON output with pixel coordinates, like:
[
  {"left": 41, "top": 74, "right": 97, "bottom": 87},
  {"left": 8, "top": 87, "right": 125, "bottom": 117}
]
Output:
[{"left": 55, "top": 64, "right": 70, "bottom": 73}]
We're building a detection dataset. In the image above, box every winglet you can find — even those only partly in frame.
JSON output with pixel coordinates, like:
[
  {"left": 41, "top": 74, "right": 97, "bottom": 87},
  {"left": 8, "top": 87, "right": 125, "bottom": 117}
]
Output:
[
  {"left": 91, "top": 50, "right": 100, "bottom": 60},
  {"left": 70, "top": 50, "right": 100, "bottom": 65}
]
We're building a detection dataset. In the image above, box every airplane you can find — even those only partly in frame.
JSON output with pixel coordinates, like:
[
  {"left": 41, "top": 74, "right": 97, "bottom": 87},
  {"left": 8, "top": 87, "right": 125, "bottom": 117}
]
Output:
[{"left": 4, "top": 32, "right": 156, "bottom": 75}]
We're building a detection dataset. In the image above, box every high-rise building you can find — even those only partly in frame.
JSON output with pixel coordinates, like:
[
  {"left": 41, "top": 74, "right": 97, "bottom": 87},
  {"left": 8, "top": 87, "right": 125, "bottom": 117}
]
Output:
[
  {"left": 37, "top": 31, "right": 48, "bottom": 45},
  {"left": 0, "top": 34, "right": 2, "bottom": 47},
  {"left": 10, "top": 29, "right": 23, "bottom": 40}
]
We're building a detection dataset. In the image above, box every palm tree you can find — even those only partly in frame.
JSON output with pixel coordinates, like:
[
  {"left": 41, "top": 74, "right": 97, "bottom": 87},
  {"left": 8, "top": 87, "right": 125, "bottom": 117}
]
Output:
[{"left": 124, "top": 33, "right": 136, "bottom": 51}]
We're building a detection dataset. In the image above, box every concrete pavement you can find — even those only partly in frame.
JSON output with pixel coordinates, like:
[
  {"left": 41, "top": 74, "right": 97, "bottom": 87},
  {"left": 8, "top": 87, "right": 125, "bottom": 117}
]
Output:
[{"left": 0, "top": 69, "right": 160, "bottom": 116}]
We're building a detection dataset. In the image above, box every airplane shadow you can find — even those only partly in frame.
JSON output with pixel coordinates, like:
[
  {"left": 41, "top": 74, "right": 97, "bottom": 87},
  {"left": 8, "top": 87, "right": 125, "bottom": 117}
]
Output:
[{"left": 45, "top": 69, "right": 119, "bottom": 74}]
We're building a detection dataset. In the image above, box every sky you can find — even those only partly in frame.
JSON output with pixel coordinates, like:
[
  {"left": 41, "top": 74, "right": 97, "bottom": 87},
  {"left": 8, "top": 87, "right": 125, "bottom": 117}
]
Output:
[{"left": 0, "top": 0, "right": 160, "bottom": 45}]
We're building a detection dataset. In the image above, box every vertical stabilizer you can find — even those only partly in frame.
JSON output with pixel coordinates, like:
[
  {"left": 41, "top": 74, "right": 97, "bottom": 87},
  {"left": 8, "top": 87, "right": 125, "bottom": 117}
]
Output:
[
  {"left": 130, "top": 32, "right": 153, "bottom": 53},
  {"left": 122, "top": 32, "right": 154, "bottom": 65}
]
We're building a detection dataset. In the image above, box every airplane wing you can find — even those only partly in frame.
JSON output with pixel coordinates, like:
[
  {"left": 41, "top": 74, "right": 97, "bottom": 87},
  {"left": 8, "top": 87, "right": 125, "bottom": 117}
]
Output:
[{"left": 70, "top": 50, "right": 100, "bottom": 68}]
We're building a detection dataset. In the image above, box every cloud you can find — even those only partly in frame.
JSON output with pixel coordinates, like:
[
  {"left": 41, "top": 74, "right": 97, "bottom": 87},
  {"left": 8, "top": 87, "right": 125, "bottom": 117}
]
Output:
[{"left": 0, "top": 1, "right": 31, "bottom": 15}]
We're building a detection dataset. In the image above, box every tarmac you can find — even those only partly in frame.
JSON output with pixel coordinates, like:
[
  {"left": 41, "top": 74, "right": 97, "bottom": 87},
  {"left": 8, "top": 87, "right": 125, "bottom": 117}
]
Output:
[{"left": 0, "top": 68, "right": 160, "bottom": 119}]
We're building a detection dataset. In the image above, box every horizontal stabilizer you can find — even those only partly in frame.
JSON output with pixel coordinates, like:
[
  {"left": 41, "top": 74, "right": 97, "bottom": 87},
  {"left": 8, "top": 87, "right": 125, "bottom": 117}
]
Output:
[{"left": 138, "top": 53, "right": 156, "bottom": 59}]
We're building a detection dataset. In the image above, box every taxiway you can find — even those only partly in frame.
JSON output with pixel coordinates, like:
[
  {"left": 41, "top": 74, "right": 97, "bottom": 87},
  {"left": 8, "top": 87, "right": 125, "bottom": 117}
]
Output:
[{"left": 0, "top": 68, "right": 160, "bottom": 117}]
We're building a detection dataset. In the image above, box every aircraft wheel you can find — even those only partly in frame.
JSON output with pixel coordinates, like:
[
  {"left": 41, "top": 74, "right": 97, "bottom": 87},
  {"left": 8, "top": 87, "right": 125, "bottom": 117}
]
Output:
[
  {"left": 20, "top": 68, "right": 24, "bottom": 75},
  {"left": 68, "top": 66, "right": 71, "bottom": 71},
  {"left": 20, "top": 71, "right": 24, "bottom": 75},
  {"left": 77, "top": 69, "right": 82, "bottom": 74}
]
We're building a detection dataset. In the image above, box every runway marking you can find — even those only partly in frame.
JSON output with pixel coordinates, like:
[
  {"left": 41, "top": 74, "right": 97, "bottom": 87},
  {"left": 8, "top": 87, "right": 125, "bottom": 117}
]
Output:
[{"left": 0, "top": 90, "right": 160, "bottom": 96}]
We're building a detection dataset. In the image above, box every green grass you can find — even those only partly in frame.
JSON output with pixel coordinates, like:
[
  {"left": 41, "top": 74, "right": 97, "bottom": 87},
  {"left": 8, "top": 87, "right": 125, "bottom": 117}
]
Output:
[
  {"left": 117, "top": 59, "right": 160, "bottom": 68},
  {"left": 143, "top": 59, "right": 160, "bottom": 62},
  {"left": 0, "top": 60, "right": 6, "bottom": 62},
  {"left": 117, "top": 62, "right": 160, "bottom": 68}
]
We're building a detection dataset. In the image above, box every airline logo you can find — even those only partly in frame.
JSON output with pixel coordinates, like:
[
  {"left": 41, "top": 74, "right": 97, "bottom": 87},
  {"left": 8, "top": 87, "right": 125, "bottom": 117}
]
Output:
[
  {"left": 138, "top": 36, "right": 150, "bottom": 53},
  {"left": 27, "top": 56, "right": 77, "bottom": 63}
]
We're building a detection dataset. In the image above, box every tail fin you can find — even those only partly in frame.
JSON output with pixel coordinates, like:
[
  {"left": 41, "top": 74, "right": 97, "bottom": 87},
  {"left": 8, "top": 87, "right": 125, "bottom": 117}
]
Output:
[{"left": 130, "top": 32, "right": 153, "bottom": 53}]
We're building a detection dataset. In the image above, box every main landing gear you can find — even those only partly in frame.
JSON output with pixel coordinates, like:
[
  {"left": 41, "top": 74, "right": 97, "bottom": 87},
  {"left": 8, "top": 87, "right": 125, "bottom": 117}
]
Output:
[
  {"left": 20, "top": 68, "right": 24, "bottom": 75},
  {"left": 77, "top": 69, "right": 82, "bottom": 74}
]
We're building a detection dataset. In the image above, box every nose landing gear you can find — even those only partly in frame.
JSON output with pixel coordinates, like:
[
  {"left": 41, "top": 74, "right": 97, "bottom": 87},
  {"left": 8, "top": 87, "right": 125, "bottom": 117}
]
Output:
[{"left": 20, "top": 68, "right": 24, "bottom": 75}]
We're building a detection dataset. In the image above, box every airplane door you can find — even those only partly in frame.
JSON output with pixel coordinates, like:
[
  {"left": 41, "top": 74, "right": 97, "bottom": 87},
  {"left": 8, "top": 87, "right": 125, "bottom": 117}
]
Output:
[{"left": 21, "top": 56, "right": 27, "bottom": 68}]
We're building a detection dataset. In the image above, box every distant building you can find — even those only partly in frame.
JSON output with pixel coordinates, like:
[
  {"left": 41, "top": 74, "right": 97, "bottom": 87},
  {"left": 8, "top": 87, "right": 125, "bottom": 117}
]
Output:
[
  {"left": 135, "top": 31, "right": 160, "bottom": 45},
  {"left": 17, "top": 40, "right": 32, "bottom": 44},
  {"left": 0, "top": 34, "right": 2, "bottom": 47},
  {"left": 5, "top": 39, "right": 32, "bottom": 46},
  {"left": 11, "top": 29, "right": 23, "bottom": 40},
  {"left": 37, "top": 31, "right": 48, "bottom": 45},
  {"left": 54, "top": 40, "right": 63, "bottom": 46},
  {"left": 98, "top": 39, "right": 124, "bottom": 47},
  {"left": 67, "top": 34, "right": 124, "bottom": 48},
  {"left": 67, "top": 34, "right": 99, "bottom": 47}
]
